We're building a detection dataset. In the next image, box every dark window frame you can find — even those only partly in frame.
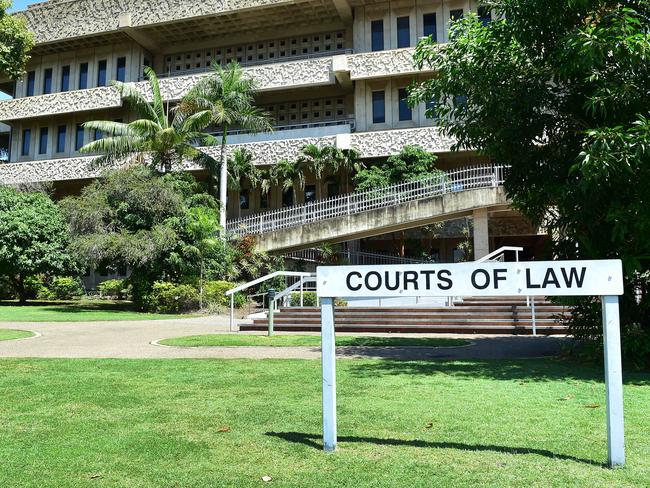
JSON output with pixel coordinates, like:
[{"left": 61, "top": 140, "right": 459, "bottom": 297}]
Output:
[
  {"left": 21, "top": 129, "right": 31, "bottom": 156},
  {"left": 396, "top": 16, "right": 410, "bottom": 48},
  {"left": 423, "top": 12, "right": 437, "bottom": 39},
  {"left": 56, "top": 125, "right": 67, "bottom": 153},
  {"left": 372, "top": 90, "right": 386, "bottom": 124},
  {"left": 116, "top": 57, "right": 127, "bottom": 82},
  {"left": 38, "top": 127, "right": 49, "bottom": 155},
  {"left": 97, "top": 59, "right": 108, "bottom": 87},
  {"left": 79, "top": 63, "right": 89, "bottom": 89},
  {"left": 42, "top": 68, "right": 53, "bottom": 95},
  {"left": 398, "top": 88, "right": 412, "bottom": 121},
  {"left": 61, "top": 65, "right": 71, "bottom": 92},
  {"left": 371, "top": 19, "right": 384, "bottom": 52},
  {"left": 26, "top": 71, "right": 36, "bottom": 97}
]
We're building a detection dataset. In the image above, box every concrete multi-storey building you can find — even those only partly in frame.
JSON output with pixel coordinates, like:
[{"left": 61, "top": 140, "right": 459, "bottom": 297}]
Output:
[{"left": 0, "top": 0, "right": 547, "bottom": 267}]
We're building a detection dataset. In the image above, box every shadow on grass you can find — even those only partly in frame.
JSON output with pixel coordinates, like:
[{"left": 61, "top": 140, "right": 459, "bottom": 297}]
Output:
[
  {"left": 0, "top": 300, "right": 137, "bottom": 313},
  {"left": 265, "top": 432, "right": 603, "bottom": 466},
  {"left": 343, "top": 358, "right": 650, "bottom": 385}
]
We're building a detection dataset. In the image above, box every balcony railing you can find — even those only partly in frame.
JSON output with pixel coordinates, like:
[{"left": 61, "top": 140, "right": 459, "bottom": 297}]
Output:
[
  {"left": 209, "top": 118, "right": 355, "bottom": 138},
  {"left": 227, "top": 165, "right": 508, "bottom": 236},
  {"left": 148, "top": 49, "right": 353, "bottom": 80}
]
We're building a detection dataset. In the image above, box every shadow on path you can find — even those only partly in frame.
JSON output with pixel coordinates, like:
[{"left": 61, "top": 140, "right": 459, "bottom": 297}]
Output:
[{"left": 265, "top": 431, "right": 602, "bottom": 466}]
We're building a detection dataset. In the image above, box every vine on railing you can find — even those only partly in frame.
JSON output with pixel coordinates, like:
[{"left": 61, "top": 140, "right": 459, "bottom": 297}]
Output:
[{"left": 227, "top": 164, "right": 507, "bottom": 237}]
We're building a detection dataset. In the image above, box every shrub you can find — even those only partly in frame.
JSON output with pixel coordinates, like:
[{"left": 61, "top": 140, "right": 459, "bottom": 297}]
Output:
[
  {"left": 24, "top": 275, "right": 48, "bottom": 300},
  {"left": 145, "top": 282, "right": 200, "bottom": 313},
  {"left": 290, "top": 291, "right": 317, "bottom": 307},
  {"left": 98, "top": 279, "right": 129, "bottom": 299},
  {"left": 46, "top": 276, "right": 85, "bottom": 300},
  {"left": 0, "top": 276, "right": 15, "bottom": 300},
  {"left": 204, "top": 280, "right": 246, "bottom": 308}
]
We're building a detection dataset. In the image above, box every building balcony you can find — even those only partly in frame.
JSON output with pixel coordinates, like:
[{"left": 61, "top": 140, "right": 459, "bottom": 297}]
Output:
[
  {"left": 0, "top": 126, "right": 455, "bottom": 185},
  {"left": 0, "top": 48, "right": 434, "bottom": 123}
]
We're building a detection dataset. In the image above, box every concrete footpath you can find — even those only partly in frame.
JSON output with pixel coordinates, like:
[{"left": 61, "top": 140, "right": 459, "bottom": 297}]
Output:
[{"left": 0, "top": 316, "right": 571, "bottom": 360}]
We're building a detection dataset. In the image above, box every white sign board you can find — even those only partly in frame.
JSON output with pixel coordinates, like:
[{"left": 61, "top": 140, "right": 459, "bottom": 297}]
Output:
[
  {"left": 315, "top": 259, "right": 625, "bottom": 468},
  {"left": 317, "top": 260, "right": 623, "bottom": 298}
]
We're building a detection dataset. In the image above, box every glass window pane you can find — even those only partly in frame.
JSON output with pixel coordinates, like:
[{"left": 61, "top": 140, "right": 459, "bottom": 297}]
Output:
[
  {"left": 450, "top": 9, "right": 463, "bottom": 21},
  {"left": 97, "top": 60, "right": 107, "bottom": 87},
  {"left": 398, "top": 88, "right": 412, "bottom": 121},
  {"left": 21, "top": 129, "right": 31, "bottom": 156},
  {"left": 61, "top": 66, "right": 70, "bottom": 92},
  {"left": 423, "top": 13, "right": 437, "bottom": 38},
  {"left": 79, "top": 63, "right": 88, "bottom": 89},
  {"left": 75, "top": 124, "right": 84, "bottom": 151},
  {"left": 57, "top": 125, "right": 66, "bottom": 153},
  {"left": 397, "top": 16, "right": 410, "bottom": 48},
  {"left": 260, "top": 191, "right": 269, "bottom": 209},
  {"left": 282, "top": 189, "right": 294, "bottom": 207},
  {"left": 239, "top": 189, "right": 250, "bottom": 209},
  {"left": 116, "top": 57, "right": 126, "bottom": 82},
  {"left": 372, "top": 91, "right": 385, "bottom": 124},
  {"left": 43, "top": 68, "right": 53, "bottom": 94},
  {"left": 304, "top": 185, "right": 316, "bottom": 203},
  {"left": 39, "top": 127, "right": 48, "bottom": 154},
  {"left": 478, "top": 7, "right": 492, "bottom": 26},
  {"left": 26, "top": 71, "right": 35, "bottom": 97},
  {"left": 371, "top": 20, "right": 384, "bottom": 51}
]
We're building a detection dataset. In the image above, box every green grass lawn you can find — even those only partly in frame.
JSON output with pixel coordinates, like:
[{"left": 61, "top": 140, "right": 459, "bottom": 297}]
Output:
[
  {"left": 0, "top": 328, "right": 35, "bottom": 341},
  {"left": 159, "top": 334, "right": 470, "bottom": 348},
  {"left": 0, "top": 300, "right": 195, "bottom": 322},
  {"left": 0, "top": 358, "right": 648, "bottom": 487}
]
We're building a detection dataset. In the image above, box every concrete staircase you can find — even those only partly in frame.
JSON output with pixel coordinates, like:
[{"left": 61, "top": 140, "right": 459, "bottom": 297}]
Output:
[{"left": 241, "top": 297, "right": 570, "bottom": 335}]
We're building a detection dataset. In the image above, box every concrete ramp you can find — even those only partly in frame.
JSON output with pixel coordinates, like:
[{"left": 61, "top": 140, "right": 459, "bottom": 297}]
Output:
[{"left": 256, "top": 187, "right": 508, "bottom": 252}]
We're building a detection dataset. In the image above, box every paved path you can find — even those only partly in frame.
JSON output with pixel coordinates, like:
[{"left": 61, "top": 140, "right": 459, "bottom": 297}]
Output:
[{"left": 0, "top": 317, "right": 571, "bottom": 360}]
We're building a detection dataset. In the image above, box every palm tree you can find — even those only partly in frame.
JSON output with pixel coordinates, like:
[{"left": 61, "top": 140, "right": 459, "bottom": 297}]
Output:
[
  {"left": 227, "top": 148, "right": 263, "bottom": 218},
  {"left": 267, "top": 158, "right": 306, "bottom": 205},
  {"left": 184, "top": 62, "right": 272, "bottom": 227},
  {"left": 298, "top": 144, "right": 363, "bottom": 192},
  {"left": 81, "top": 66, "right": 218, "bottom": 174}
]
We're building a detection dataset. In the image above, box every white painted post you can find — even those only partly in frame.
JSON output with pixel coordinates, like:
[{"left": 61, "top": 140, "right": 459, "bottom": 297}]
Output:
[
  {"left": 229, "top": 294, "right": 234, "bottom": 332},
  {"left": 300, "top": 277, "right": 304, "bottom": 307},
  {"left": 601, "top": 295, "right": 625, "bottom": 468},
  {"left": 531, "top": 297, "right": 537, "bottom": 336},
  {"left": 321, "top": 297, "right": 337, "bottom": 452}
]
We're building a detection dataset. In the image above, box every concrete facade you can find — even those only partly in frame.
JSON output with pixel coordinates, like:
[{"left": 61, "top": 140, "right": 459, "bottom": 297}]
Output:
[{"left": 0, "top": 0, "right": 546, "bottom": 262}]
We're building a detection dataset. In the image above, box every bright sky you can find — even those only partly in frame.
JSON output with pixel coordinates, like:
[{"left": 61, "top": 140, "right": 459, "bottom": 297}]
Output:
[{"left": 9, "top": 0, "right": 39, "bottom": 13}]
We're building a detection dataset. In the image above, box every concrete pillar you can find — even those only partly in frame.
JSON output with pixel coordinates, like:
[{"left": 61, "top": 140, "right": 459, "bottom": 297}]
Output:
[{"left": 473, "top": 208, "right": 490, "bottom": 260}]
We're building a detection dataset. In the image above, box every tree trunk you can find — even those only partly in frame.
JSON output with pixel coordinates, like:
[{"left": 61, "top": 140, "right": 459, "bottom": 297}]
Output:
[
  {"left": 219, "top": 130, "right": 228, "bottom": 229},
  {"left": 14, "top": 275, "right": 27, "bottom": 304}
]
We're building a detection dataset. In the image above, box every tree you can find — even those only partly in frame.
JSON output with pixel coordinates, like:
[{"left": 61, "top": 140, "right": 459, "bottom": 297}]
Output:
[
  {"left": 184, "top": 206, "right": 220, "bottom": 309},
  {"left": 0, "top": 1, "right": 34, "bottom": 80},
  {"left": 0, "top": 187, "right": 72, "bottom": 303},
  {"left": 353, "top": 145, "right": 441, "bottom": 191},
  {"left": 298, "top": 144, "right": 363, "bottom": 193},
  {"left": 184, "top": 62, "right": 272, "bottom": 227},
  {"left": 81, "top": 66, "right": 218, "bottom": 173},
  {"left": 227, "top": 148, "right": 263, "bottom": 218},
  {"left": 59, "top": 166, "right": 228, "bottom": 308},
  {"left": 409, "top": 2, "right": 650, "bottom": 366},
  {"left": 268, "top": 158, "right": 306, "bottom": 203}
]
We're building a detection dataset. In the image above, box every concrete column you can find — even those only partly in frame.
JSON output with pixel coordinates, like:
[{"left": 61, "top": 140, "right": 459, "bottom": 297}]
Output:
[{"left": 473, "top": 208, "right": 490, "bottom": 260}]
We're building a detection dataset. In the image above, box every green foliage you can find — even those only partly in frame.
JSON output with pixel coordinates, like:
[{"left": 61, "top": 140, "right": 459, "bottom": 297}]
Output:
[
  {"left": 60, "top": 166, "right": 229, "bottom": 309},
  {"left": 97, "top": 279, "right": 129, "bottom": 300},
  {"left": 81, "top": 66, "right": 218, "bottom": 173},
  {"left": 0, "top": 187, "right": 73, "bottom": 303},
  {"left": 353, "top": 145, "right": 443, "bottom": 191},
  {"left": 290, "top": 291, "right": 317, "bottom": 307},
  {"left": 410, "top": 1, "right": 650, "bottom": 367},
  {"left": 0, "top": 1, "right": 34, "bottom": 80},
  {"left": 204, "top": 280, "right": 246, "bottom": 308},
  {"left": 145, "top": 282, "right": 200, "bottom": 314},
  {"left": 45, "top": 277, "right": 84, "bottom": 300}
]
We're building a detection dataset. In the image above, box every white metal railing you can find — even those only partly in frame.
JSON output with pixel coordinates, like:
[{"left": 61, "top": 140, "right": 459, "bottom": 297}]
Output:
[
  {"left": 476, "top": 246, "right": 523, "bottom": 263},
  {"left": 227, "top": 165, "right": 507, "bottom": 236},
  {"left": 284, "top": 248, "right": 427, "bottom": 265}
]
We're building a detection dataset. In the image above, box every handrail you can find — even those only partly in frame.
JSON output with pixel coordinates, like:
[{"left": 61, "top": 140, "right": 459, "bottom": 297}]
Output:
[
  {"left": 475, "top": 246, "right": 523, "bottom": 263},
  {"left": 227, "top": 165, "right": 507, "bottom": 237},
  {"left": 274, "top": 276, "right": 317, "bottom": 305},
  {"left": 209, "top": 118, "right": 355, "bottom": 137},
  {"left": 284, "top": 248, "right": 427, "bottom": 265}
]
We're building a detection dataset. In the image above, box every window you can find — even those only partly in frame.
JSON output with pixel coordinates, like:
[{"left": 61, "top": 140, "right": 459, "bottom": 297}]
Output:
[
  {"left": 478, "top": 7, "right": 492, "bottom": 26},
  {"left": 97, "top": 60, "right": 107, "bottom": 87},
  {"left": 304, "top": 185, "right": 316, "bottom": 203},
  {"left": 26, "top": 71, "right": 35, "bottom": 97},
  {"left": 454, "top": 95, "right": 468, "bottom": 108},
  {"left": 75, "top": 124, "right": 84, "bottom": 151},
  {"left": 396, "top": 16, "right": 410, "bottom": 48},
  {"left": 61, "top": 66, "right": 70, "bottom": 92},
  {"left": 116, "top": 57, "right": 126, "bottom": 82},
  {"left": 94, "top": 129, "right": 103, "bottom": 141},
  {"left": 282, "top": 188, "right": 294, "bottom": 207},
  {"left": 25, "top": 71, "right": 36, "bottom": 97},
  {"left": 79, "top": 63, "right": 88, "bottom": 89},
  {"left": 423, "top": 13, "right": 437, "bottom": 39},
  {"left": 327, "top": 181, "right": 339, "bottom": 198},
  {"left": 398, "top": 88, "right": 412, "bottom": 121},
  {"left": 450, "top": 9, "right": 463, "bottom": 21},
  {"left": 39, "top": 127, "right": 48, "bottom": 154},
  {"left": 21, "top": 129, "right": 31, "bottom": 156},
  {"left": 239, "top": 189, "right": 250, "bottom": 210},
  {"left": 56, "top": 125, "right": 66, "bottom": 153},
  {"left": 371, "top": 20, "right": 384, "bottom": 51},
  {"left": 425, "top": 98, "right": 438, "bottom": 119},
  {"left": 43, "top": 68, "right": 53, "bottom": 94},
  {"left": 260, "top": 190, "right": 269, "bottom": 209},
  {"left": 372, "top": 90, "right": 385, "bottom": 124}
]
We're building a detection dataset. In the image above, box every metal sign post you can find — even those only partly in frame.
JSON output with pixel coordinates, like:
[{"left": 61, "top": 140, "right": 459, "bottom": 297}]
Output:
[{"left": 317, "top": 260, "right": 626, "bottom": 467}]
